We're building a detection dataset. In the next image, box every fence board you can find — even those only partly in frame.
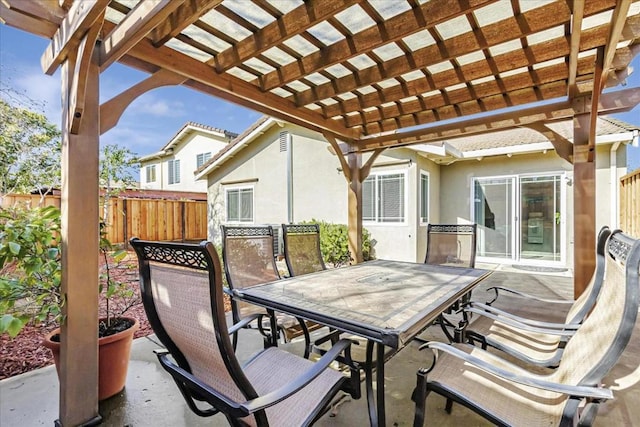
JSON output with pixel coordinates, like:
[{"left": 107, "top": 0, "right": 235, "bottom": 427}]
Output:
[
  {"left": 2, "top": 194, "right": 208, "bottom": 244},
  {"left": 620, "top": 169, "right": 640, "bottom": 238}
]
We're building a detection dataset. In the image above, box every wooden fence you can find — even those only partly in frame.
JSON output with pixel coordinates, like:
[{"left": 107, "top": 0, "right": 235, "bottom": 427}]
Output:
[
  {"left": 1, "top": 194, "right": 208, "bottom": 245},
  {"left": 620, "top": 169, "right": 640, "bottom": 238}
]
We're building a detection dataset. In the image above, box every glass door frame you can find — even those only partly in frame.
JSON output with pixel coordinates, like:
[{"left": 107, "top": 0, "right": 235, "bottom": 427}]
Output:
[{"left": 471, "top": 172, "right": 567, "bottom": 267}]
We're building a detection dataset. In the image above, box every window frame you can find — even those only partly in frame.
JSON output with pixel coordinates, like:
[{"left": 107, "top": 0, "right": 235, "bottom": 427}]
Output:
[
  {"left": 145, "top": 164, "right": 156, "bottom": 183},
  {"left": 196, "top": 152, "right": 212, "bottom": 169},
  {"left": 168, "top": 159, "right": 180, "bottom": 185},
  {"left": 419, "top": 171, "right": 430, "bottom": 224},
  {"left": 225, "top": 185, "right": 254, "bottom": 223},
  {"left": 362, "top": 169, "right": 408, "bottom": 225}
]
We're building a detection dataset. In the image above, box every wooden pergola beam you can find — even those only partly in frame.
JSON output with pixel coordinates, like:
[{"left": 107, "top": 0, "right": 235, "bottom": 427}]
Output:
[
  {"left": 213, "top": 0, "right": 363, "bottom": 73},
  {"left": 0, "top": 3, "right": 60, "bottom": 38},
  {"left": 151, "top": 0, "right": 223, "bottom": 47},
  {"left": 99, "top": 0, "right": 184, "bottom": 71},
  {"left": 356, "top": 87, "right": 640, "bottom": 151},
  {"left": 40, "top": 0, "right": 110, "bottom": 75},
  {"left": 526, "top": 123, "right": 573, "bottom": 164},
  {"left": 567, "top": 1, "right": 585, "bottom": 98},
  {"left": 259, "top": 0, "right": 496, "bottom": 91},
  {"left": 293, "top": 0, "right": 617, "bottom": 106},
  {"left": 126, "top": 37, "right": 360, "bottom": 140},
  {"left": 100, "top": 69, "right": 187, "bottom": 134}
]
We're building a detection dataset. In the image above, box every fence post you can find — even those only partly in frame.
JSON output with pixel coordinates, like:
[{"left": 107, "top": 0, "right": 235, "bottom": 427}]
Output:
[
  {"left": 181, "top": 201, "right": 186, "bottom": 242},
  {"left": 123, "top": 199, "right": 128, "bottom": 249}
]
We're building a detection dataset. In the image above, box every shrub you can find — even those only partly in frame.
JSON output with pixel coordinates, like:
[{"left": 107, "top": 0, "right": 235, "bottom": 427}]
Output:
[
  {"left": 303, "top": 219, "right": 373, "bottom": 267},
  {"left": 0, "top": 205, "right": 62, "bottom": 337}
]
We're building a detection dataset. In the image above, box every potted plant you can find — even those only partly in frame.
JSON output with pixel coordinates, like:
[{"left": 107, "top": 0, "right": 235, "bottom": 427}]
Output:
[{"left": 0, "top": 205, "right": 140, "bottom": 400}]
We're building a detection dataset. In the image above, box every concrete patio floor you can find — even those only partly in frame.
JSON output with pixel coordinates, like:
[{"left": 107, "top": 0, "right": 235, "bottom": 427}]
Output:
[{"left": 2, "top": 266, "right": 639, "bottom": 426}]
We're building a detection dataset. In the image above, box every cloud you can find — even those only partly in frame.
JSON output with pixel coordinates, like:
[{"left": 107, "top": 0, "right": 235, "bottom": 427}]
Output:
[
  {"left": 128, "top": 95, "right": 187, "bottom": 118},
  {"left": 1, "top": 66, "right": 62, "bottom": 125}
]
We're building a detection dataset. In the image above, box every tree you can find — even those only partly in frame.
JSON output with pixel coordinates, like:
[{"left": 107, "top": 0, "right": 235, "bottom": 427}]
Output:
[
  {"left": 0, "top": 98, "right": 61, "bottom": 200},
  {"left": 99, "top": 144, "right": 139, "bottom": 223}
]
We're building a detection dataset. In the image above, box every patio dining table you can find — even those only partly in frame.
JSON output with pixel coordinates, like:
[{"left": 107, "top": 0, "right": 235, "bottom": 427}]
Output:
[{"left": 233, "top": 259, "right": 491, "bottom": 427}]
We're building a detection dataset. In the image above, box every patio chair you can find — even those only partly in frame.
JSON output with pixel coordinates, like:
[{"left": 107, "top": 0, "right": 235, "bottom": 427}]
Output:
[
  {"left": 463, "top": 226, "right": 611, "bottom": 367},
  {"left": 221, "top": 225, "right": 311, "bottom": 353},
  {"left": 282, "top": 223, "right": 327, "bottom": 276},
  {"left": 424, "top": 224, "right": 477, "bottom": 342},
  {"left": 130, "top": 238, "right": 360, "bottom": 426},
  {"left": 412, "top": 229, "right": 640, "bottom": 427}
]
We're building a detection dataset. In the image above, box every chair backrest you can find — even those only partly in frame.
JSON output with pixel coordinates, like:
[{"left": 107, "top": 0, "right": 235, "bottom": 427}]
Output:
[
  {"left": 425, "top": 224, "right": 477, "bottom": 268},
  {"left": 282, "top": 223, "right": 326, "bottom": 276},
  {"left": 130, "top": 239, "right": 263, "bottom": 424},
  {"left": 221, "top": 225, "right": 281, "bottom": 322},
  {"left": 563, "top": 226, "right": 611, "bottom": 324},
  {"left": 549, "top": 229, "right": 640, "bottom": 421}
]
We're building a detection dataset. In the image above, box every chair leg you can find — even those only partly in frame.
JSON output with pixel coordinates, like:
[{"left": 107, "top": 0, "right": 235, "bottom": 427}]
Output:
[
  {"left": 445, "top": 398, "right": 453, "bottom": 414},
  {"left": 412, "top": 368, "right": 429, "bottom": 427}
]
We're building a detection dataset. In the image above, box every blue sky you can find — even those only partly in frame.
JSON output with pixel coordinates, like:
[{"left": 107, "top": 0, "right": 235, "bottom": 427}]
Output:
[{"left": 1, "top": 24, "right": 639, "bottom": 169}]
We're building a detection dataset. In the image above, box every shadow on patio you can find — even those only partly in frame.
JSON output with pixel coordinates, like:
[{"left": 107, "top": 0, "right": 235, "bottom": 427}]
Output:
[{"left": 2, "top": 268, "right": 639, "bottom": 426}]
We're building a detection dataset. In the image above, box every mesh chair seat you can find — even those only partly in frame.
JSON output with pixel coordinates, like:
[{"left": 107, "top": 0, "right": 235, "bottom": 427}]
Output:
[
  {"left": 245, "top": 347, "right": 345, "bottom": 426},
  {"left": 131, "top": 238, "right": 360, "bottom": 426},
  {"left": 464, "top": 227, "right": 611, "bottom": 367},
  {"left": 413, "top": 229, "right": 640, "bottom": 427}
]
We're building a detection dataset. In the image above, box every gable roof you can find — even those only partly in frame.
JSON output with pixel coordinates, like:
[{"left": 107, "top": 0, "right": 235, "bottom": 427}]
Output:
[
  {"left": 196, "top": 115, "right": 639, "bottom": 178},
  {"left": 139, "top": 122, "right": 238, "bottom": 162},
  {"left": 412, "top": 116, "right": 640, "bottom": 163}
]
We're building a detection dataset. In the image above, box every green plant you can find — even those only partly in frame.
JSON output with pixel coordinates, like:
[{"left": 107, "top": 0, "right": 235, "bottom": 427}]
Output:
[
  {"left": 0, "top": 205, "right": 138, "bottom": 338},
  {"left": 0, "top": 205, "right": 62, "bottom": 337},
  {"left": 303, "top": 219, "right": 373, "bottom": 267}
]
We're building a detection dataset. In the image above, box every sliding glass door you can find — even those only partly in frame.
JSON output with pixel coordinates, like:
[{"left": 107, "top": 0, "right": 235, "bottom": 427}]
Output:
[
  {"left": 473, "top": 177, "right": 515, "bottom": 260},
  {"left": 473, "top": 173, "right": 565, "bottom": 265}
]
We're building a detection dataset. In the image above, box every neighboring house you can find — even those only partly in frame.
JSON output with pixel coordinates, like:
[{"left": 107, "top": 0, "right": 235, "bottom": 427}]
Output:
[
  {"left": 195, "top": 116, "right": 639, "bottom": 269},
  {"left": 139, "top": 122, "right": 237, "bottom": 192}
]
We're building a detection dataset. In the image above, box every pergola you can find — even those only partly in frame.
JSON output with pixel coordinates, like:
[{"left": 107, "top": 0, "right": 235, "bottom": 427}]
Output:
[{"left": 2, "top": 0, "right": 640, "bottom": 425}]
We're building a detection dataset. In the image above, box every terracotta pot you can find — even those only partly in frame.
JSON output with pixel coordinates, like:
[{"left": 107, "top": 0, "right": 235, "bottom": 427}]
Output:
[{"left": 42, "top": 317, "right": 140, "bottom": 400}]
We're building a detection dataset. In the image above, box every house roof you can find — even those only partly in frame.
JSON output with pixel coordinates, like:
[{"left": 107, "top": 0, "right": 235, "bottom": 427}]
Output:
[
  {"left": 139, "top": 121, "right": 238, "bottom": 162},
  {"left": 195, "top": 115, "right": 276, "bottom": 180},
  {"left": 4, "top": 1, "right": 639, "bottom": 152},
  {"left": 196, "top": 115, "right": 639, "bottom": 176}
]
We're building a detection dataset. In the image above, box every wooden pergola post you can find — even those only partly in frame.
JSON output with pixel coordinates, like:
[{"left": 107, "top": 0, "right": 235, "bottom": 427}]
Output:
[
  {"left": 58, "top": 41, "right": 101, "bottom": 426},
  {"left": 347, "top": 152, "right": 364, "bottom": 264},
  {"left": 572, "top": 112, "right": 596, "bottom": 299}
]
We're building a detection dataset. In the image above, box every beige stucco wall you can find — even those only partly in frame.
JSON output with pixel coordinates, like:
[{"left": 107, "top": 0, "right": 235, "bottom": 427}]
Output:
[
  {"left": 140, "top": 131, "right": 228, "bottom": 192},
  {"left": 439, "top": 144, "right": 626, "bottom": 269}
]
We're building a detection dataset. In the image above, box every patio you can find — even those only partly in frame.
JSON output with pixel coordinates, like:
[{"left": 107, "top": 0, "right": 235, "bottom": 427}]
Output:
[{"left": 3, "top": 266, "right": 639, "bottom": 426}]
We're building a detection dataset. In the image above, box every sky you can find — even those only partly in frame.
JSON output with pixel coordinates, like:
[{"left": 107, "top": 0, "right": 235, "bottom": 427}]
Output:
[{"left": 1, "top": 23, "right": 639, "bottom": 169}]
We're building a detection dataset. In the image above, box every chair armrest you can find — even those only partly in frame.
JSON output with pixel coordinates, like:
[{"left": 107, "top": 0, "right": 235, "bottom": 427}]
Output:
[
  {"left": 486, "top": 286, "right": 573, "bottom": 306},
  {"left": 228, "top": 313, "right": 263, "bottom": 335},
  {"left": 467, "top": 302, "right": 581, "bottom": 330},
  {"left": 464, "top": 307, "right": 578, "bottom": 336},
  {"left": 241, "top": 338, "right": 353, "bottom": 413},
  {"left": 422, "top": 342, "right": 613, "bottom": 400}
]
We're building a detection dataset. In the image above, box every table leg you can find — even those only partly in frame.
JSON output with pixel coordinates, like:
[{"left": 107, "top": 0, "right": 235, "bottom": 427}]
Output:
[
  {"left": 364, "top": 341, "right": 386, "bottom": 427},
  {"left": 376, "top": 343, "right": 386, "bottom": 427},
  {"left": 365, "top": 340, "right": 377, "bottom": 426}
]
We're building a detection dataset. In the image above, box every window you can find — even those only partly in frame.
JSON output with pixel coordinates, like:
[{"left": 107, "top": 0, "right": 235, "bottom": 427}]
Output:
[
  {"left": 145, "top": 165, "right": 156, "bottom": 183},
  {"left": 420, "top": 172, "right": 429, "bottom": 223},
  {"left": 226, "top": 187, "right": 253, "bottom": 222},
  {"left": 168, "top": 159, "right": 180, "bottom": 184},
  {"left": 196, "top": 152, "right": 212, "bottom": 168},
  {"left": 363, "top": 171, "right": 405, "bottom": 223}
]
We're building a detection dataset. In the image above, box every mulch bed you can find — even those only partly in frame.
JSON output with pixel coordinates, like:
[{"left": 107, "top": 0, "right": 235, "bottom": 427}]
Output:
[{"left": 0, "top": 251, "right": 231, "bottom": 380}]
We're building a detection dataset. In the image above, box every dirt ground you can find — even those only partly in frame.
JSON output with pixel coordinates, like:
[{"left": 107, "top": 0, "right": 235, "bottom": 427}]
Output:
[{"left": 0, "top": 252, "right": 231, "bottom": 380}]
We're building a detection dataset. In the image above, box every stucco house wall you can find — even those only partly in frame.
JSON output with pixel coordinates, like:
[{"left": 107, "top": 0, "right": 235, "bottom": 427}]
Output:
[
  {"left": 198, "top": 116, "right": 636, "bottom": 269},
  {"left": 140, "top": 123, "right": 235, "bottom": 192}
]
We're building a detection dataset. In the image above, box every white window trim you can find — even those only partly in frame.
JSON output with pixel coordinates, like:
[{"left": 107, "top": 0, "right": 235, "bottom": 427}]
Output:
[
  {"left": 168, "top": 159, "right": 180, "bottom": 185},
  {"left": 196, "top": 152, "right": 212, "bottom": 169},
  {"left": 419, "top": 171, "right": 430, "bottom": 225},
  {"left": 146, "top": 164, "right": 156, "bottom": 183},
  {"left": 224, "top": 185, "right": 255, "bottom": 224},
  {"left": 362, "top": 169, "right": 408, "bottom": 226}
]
